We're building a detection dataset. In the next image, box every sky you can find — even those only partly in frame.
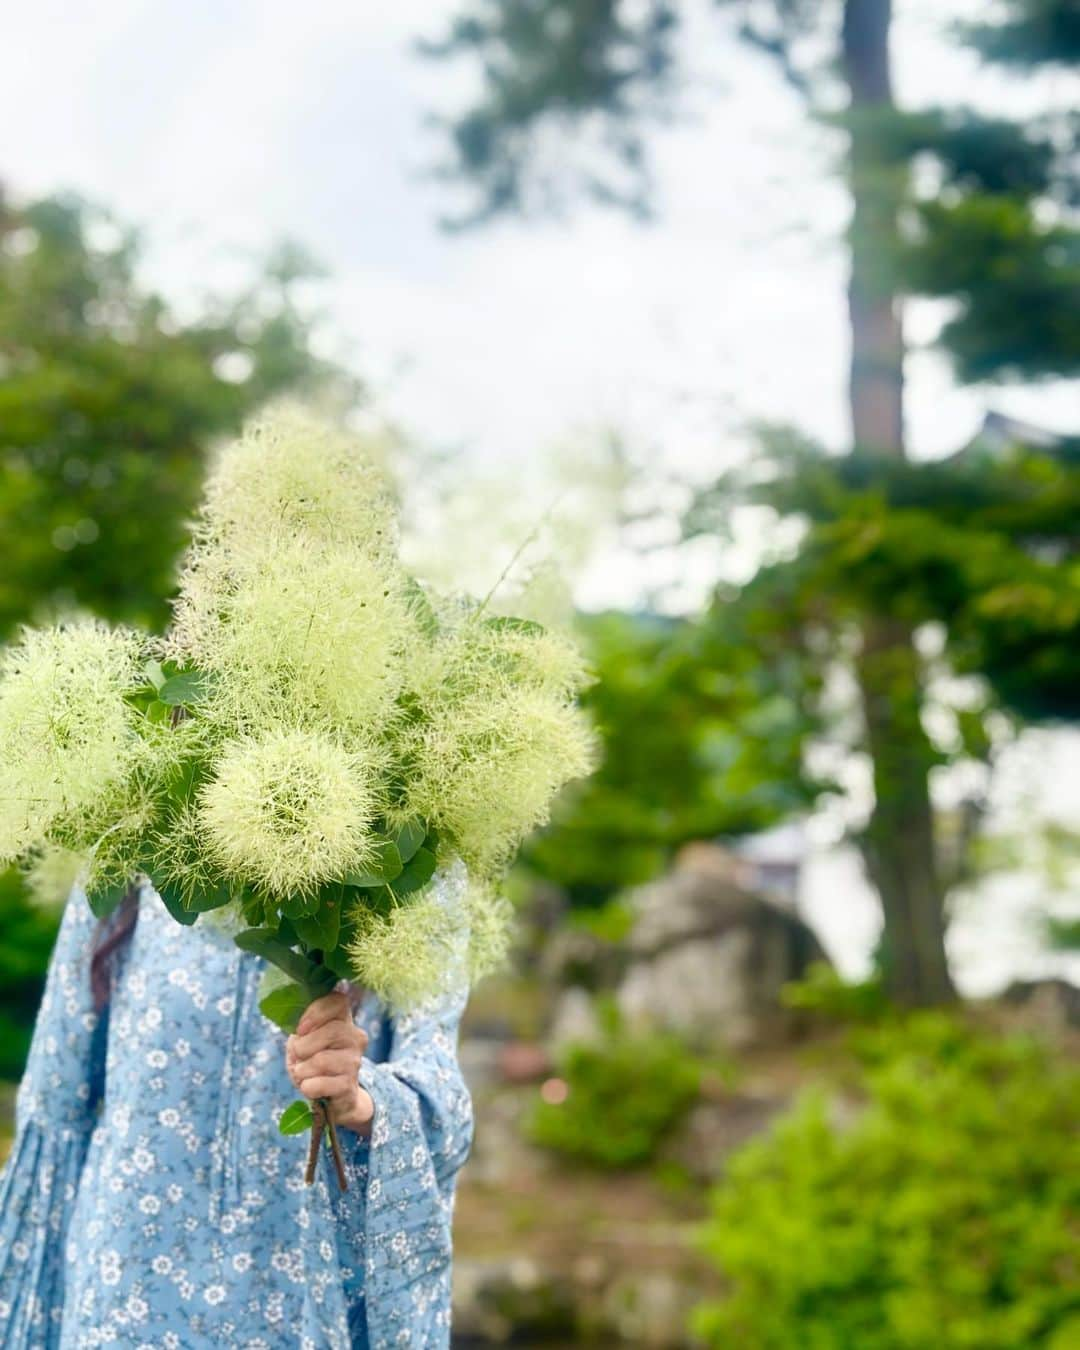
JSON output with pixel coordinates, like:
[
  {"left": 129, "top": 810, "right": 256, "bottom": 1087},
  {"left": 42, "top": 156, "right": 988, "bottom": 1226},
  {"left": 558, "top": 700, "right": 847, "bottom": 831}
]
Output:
[
  {"left": 3, "top": 0, "right": 1078, "bottom": 986},
  {"left": 3, "top": 2, "right": 1074, "bottom": 577}
]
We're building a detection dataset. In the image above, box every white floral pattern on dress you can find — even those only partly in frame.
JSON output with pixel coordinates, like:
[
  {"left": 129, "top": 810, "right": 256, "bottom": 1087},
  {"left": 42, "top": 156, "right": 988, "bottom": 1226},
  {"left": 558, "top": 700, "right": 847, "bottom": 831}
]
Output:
[{"left": 0, "top": 865, "right": 473, "bottom": 1349}]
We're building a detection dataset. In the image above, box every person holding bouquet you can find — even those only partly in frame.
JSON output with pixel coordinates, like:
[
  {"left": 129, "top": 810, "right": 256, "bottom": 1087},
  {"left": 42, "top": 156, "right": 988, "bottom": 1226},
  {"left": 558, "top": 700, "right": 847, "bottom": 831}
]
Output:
[
  {"left": 0, "top": 409, "right": 594, "bottom": 1348},
  {"left": 1, "top": 865, "right": 471, "bottom": 1349}
]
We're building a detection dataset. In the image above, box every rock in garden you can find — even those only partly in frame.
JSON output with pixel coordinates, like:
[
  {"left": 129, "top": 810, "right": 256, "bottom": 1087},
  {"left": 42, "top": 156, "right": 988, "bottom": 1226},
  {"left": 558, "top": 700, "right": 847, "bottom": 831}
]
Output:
[{"left": 616, "top": 843, "right": 828, "bottom": 1048}]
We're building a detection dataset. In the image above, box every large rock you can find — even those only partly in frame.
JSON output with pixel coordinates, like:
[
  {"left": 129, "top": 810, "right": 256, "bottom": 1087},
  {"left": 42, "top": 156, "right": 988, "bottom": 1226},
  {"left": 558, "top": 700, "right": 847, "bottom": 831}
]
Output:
[
  {"left": 615, "top": 843, "right": 828, "bottom": 1048},
  {"left": 657, "top": 1095, "right": 785, "bottom": 1183},
  {"left": 601, "top": 1270, "right": 701, "bottom": 1348},
  {"left": 537, "top": 922, "right": 625, "bottom": 991},
  {"left": 548, "top": 984, "right": 602, "bottom": 1052},
  {"left": 453, "top": 1258, "right": 577, "bottom": 1344},
  {"left": 1003, "top": 978, "right": 1080, "bottom": 1034}
]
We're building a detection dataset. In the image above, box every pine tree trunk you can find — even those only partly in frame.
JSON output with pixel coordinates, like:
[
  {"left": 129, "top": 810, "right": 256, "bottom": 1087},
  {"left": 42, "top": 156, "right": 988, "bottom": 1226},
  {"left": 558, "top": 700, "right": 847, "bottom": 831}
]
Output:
[
  {"left": 841, "top": 0, "right": 955, "bottom": 1003},
  {"left": 856, "top": 622, "right": 954, "bottom": 1003}
]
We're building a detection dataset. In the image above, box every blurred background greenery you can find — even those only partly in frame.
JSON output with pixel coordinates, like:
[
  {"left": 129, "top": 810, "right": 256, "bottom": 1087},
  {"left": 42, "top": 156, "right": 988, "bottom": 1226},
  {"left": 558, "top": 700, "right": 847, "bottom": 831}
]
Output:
[{"left": 1, "top": 1, "right": 1078, "bottom": 1346}]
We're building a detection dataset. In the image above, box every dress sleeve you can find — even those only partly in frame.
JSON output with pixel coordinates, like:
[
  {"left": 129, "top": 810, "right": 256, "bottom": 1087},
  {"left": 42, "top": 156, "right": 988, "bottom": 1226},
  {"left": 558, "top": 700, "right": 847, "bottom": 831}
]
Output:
[
  {"left": 352, "top": 989, "right": 473, "bottom": 1349},
  {"left": 0, "top": 889, "right": 108, "bottom": 1348}
]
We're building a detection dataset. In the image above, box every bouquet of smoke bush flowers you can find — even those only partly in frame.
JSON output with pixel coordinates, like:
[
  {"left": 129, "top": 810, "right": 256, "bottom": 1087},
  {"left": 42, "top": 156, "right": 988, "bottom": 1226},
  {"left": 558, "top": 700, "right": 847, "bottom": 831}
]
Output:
[{"left": 0, "top": 406, "right": 595, "bottom": 1187}]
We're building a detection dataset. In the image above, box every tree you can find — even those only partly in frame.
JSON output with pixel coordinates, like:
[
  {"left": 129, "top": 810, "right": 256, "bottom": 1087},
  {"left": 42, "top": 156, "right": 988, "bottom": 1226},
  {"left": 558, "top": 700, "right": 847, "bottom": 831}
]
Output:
[
  {"left": 0, "top": 190, "right": 361, "bottom": 637},
  {"left": 419, "top": 1, "right": 1079, "bottom": 1003}
]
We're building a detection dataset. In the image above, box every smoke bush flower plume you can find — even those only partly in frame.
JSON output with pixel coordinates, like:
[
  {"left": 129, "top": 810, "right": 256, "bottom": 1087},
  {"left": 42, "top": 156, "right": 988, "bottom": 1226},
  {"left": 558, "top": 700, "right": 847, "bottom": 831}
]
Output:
[
  {"left": 198, "top": 730, "right": 383, "bottom": 902},
  {"left": 196, "top": 403, "right": 395, "bottom": 549},
  {"left": 0, "top": 622, "right": 146, "bottom": 869},
  {"left": 0, "top": 403, "right": 596, "bottom": 1187}
]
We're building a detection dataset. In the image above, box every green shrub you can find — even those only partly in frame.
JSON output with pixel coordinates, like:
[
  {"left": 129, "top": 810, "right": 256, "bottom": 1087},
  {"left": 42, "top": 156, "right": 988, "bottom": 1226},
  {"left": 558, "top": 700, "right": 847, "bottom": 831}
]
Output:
[
  {"left": 782, "top": 960, "right": 889, "bottom": 1023},
  {"left": 567, "top": 895, "right": 635, "bottom": 945},
  {"left": 1045, "top": 915, "right": 1080, "bottom": 951},
  {"left": 693, "top": 1014, "right": 1080, "bottom": 1349},
  {"left": 527, "top": 1008, "right": 704, "bottom": 1169}
]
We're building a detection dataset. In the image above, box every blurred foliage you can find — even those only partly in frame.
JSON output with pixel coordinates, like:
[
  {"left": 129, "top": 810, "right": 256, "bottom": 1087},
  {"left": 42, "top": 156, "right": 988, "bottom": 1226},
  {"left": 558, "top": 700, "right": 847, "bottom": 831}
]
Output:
[
  {"left": 1045, "top": 915, "right": 1080, "bottom": 951},
  {"left": 975, "top": 820, "right": 1080, "bottom": 879},
  {"left": 0, "top": 190, "right": 357, "bottom": 1078},
  {"left": 902, "top": 194, "right": 1079, "bottom": 383},
  {"left": 961, "top": 0, "right": 1080, "bottom": 68},
  {"left": 418, "top": 0, "right": 679, "bottom": 224},
  {"left": 0, "top": 871, "right": 63, "bottom": 1079},
  {"left": 688, "top": 431, "right": 1080, "bottom": 724},
  {"left": 527, "top": 1003, "right": 707, "bottom": 1168},
  {"left": 0, "top": 191, "right": 358, "bottom": 637},
  {"left": 826, "top": 97, "right": 1079, "bottom": 380},
  {"left": 781, "top": 961, "right": 889, "bottom": 1024},
  {"left": 694, "top": 1013, "right": 1080, "bottom": 1348},
  {"left": 529, "top": 419, "right": 1080, "bottom": 914},
  {"left": 523, "top": 606, "right": 822, "bottom": 903},
  {"left": 685, "top": 428, "right": 1080, "bottom": 996},
  {"left": 564, "top": 893, "right": 636, "bottom": 944}
]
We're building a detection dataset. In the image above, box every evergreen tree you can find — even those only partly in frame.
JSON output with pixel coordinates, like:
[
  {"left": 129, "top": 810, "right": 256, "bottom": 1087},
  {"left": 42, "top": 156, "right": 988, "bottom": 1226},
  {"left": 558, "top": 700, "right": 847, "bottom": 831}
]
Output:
[{"left": 420, "top": 1, "right": 1078, "bottom": 1003}]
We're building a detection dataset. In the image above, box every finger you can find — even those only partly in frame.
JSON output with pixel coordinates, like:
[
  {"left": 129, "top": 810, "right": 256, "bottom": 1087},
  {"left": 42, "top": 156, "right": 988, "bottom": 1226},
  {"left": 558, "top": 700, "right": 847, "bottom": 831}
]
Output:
[
  {"left": 295, "top": 1049, "right": 361, "bottom": 1080},
  {"left": 298, "top": 1074, "right": 354, "bottom": 1101},
  {"left": 286, "top": 1051, "right": 311, "bottom": 1089},
  {"left": 295, "top": 991, "right": 351, "bottom": 1037},
  {"left": 289, "top": 1034, "right": 365, "bottom": 1075},
  {"left": 290, "top": 1021, "right": 356, "bottom": 1060}
]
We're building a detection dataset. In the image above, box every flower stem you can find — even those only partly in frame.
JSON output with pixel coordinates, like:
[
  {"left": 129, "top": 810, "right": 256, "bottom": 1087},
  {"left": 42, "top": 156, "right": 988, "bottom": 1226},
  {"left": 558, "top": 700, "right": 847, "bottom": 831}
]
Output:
[
  {"left": 300, "top": 949, "right": 349, "bottom": 1192},
  {"left": 305, "top": 1102, "right": 325, "bottom": 1185},
  {"left": 322, "top": 1103, "right": 348, "bottom": 1192},
  {"left": 302, "top": 1099, "right": 348, "bottom": 1190}
]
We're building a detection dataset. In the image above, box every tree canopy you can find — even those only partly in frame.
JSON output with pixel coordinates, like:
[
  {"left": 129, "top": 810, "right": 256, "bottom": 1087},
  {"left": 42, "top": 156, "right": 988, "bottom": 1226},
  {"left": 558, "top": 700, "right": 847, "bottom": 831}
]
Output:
[{"left": 0, "top": 191, "right": 359, "bottom": 637}]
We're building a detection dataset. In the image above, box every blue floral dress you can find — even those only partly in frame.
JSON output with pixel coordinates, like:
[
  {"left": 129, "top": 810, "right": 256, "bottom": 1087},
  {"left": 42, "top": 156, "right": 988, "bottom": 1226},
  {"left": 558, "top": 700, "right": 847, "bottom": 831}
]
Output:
[{"left": 0, "top": 866, "right": 474, "bottom": 1349}]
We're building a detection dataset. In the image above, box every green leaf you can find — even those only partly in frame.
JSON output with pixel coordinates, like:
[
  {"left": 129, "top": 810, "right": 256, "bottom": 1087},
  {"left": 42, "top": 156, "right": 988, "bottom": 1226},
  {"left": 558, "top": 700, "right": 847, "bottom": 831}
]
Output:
[
  {"left": 324, "top": 900, "right": 364, "bottom": 977},
  {"left": 132, "top": 837, "right": 159, "bottom": 877},
  {"left": 394, "top": 819, "right": 427, "bottom": 866},
  {"left": 278, "top": 1100, "right": 315, "bottom": 1135},
  {"left": 292, "top": 885, "right": 344, "bottom": 953},
  {"left": 344, "top": 839, "right": 403, "bottom": 888},
  {"left": 183, "top": 882, "right": 233, "bottom": 914},
  {"left": 155, "top": 878, "right": 199, "bottom": 926},
  {"left": 158, "top": 670, "right": 210, "bottom": 707},
  {"left": 240, "top": 889, "right": 266, "bottom": 928},
  {"left": 145, "top": 698, "right": 172, "bottom": 725},
  {"left": 483, "top": 615, "right": 545, "bottom": 637},
  {"left": 390, "top": 847, "right": 437, "bottom": 898},
  {"left": 123, "top": 686, "right": 158, "bottom": 714},
  {"left": 322, "top": 942, "right": 356, "bottom": 983},
  {"left": 355, "top": 885, "right": 394, "bottom": 919},
  {"left": 142, "top": 659, "right": 167, "bottom": 690},
  {"left": 86, "top": 878, "right": 129, "bottom": 921},
  {"left": 275, "top": 914, "right": 299, "bottom": 946},
  {"left": 260, "top": 982, "right": 311, "bottom": 1033},
  {"left": 281, "top": 891, "right": 320, "bottom": 920},
  {"left": 234, "top": 928, "right": 338, "bottom": 996}
]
